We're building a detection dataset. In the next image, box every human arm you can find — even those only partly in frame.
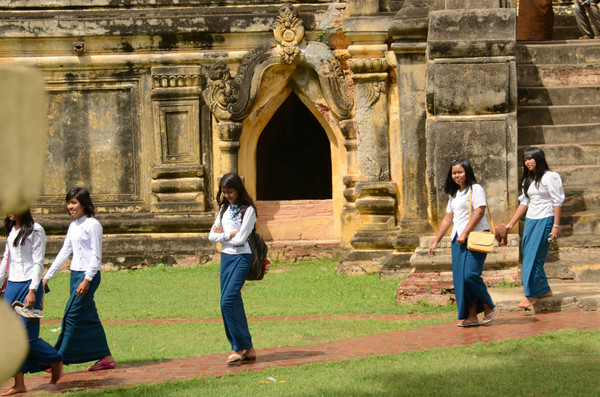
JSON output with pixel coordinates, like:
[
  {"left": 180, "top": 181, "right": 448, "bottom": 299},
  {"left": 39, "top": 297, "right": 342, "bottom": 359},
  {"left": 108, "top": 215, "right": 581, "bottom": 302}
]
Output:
[
  {"left": 551, "top": 205, "right": 562, "bottom": 241},
  {"left": 83, "top": 220, "right": 103, "bottom": 284},
  {"left": 0, "top": 243, "right": 8, "bottom": 286},
  {"left": 208, "top": 208, "right": 231, "bottom": 243},
  {"left": 428, "top": 212, "right": 454, "bottom": 256},
  {"left": 506, "top": 204, "right": 528, "bottom": 232},
  {"left": 29, "top": 226, "right": 46, "bottom": 292},
  {"left": 228, "top": 206, "right": 256, "bottom": 246},
  {"left": 43, "top": 226, "right": 73, "bottom": 281},
  {"left": 457, "top": 206, "right": 485, "bottom": 244}
]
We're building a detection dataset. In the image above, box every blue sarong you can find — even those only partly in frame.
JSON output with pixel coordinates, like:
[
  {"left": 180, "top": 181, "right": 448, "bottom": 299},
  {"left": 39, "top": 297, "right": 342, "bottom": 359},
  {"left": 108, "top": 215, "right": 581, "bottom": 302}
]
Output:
[
  {"left": 54, "top": 271, "right": 111, "bottom": 364},
  {"left": 3, "top": 280, "right": 63, "bottom": 373},
  {"left": 451, "top": 235, "right": 495, "bottom": 320},
  {"left": 521, "top": 217, "right": 553, "bottom": 297}
]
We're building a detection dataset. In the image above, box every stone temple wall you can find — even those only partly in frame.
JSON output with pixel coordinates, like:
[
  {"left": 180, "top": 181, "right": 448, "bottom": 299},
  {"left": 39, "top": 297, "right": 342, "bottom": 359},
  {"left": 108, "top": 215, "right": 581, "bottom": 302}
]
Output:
[{"left": 0, "top": 0, "right": 522, "bottom": 273}]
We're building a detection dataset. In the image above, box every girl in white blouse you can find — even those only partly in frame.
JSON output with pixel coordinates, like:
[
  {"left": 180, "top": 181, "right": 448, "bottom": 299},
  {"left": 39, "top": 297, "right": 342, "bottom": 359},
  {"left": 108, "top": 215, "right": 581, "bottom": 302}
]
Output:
[
  {"left": 43, "top": 187, "right": 116, "bottom": 371},
  {"left": 428, "top": 159, "right": 497, "bottom": 327},
  {"left": 1, "top": 210, "right": 63, "bottom": 395},
  {"left": 504, "top": 148, "right": 565, "bottom": 309},
  {"left": 209, "top": 173, "right": 257, "bottom": 366}
]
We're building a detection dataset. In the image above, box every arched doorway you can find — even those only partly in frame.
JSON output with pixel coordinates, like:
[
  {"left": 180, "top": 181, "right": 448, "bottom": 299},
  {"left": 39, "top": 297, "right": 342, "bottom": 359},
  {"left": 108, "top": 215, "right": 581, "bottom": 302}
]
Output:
[{"left": 256, "top": 92, "right": 332, "bottom": 200}]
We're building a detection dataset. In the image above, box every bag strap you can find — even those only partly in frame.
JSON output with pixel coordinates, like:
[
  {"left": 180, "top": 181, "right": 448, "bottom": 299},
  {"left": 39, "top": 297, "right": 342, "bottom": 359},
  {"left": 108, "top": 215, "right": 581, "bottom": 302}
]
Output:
[{"left": 468, "top": 187, "right": 494, "bottom": 231}]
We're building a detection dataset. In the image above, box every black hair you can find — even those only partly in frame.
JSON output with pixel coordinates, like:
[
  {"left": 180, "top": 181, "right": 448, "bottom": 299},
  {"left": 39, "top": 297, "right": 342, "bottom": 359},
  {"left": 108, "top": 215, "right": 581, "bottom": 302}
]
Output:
[
  {"left": 443, "top": 159, "right": 478, "bottom": 197},
  {"left": 66, "top": 187, "right": 95, "bottom": 217},
  {"left": 521, "top": 147, "right": 550, "bottom": 199},
  {"left": 216, "top": 173, "right": 256, "bottom": 219},
  {"left": 3, "top": 210, "right": 36, "bottom": 247}
]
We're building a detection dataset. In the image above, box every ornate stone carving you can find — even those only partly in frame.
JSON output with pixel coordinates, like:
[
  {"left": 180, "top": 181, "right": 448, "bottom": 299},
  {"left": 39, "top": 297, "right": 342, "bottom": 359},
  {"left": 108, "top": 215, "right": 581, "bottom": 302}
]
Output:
[
  {"left": 273, "top": 4, "right": 304, "bottom": 47},
  {"left": 204, "top": 4, "right": 353, "bottom": 121},
  {"left": 347, "top": 57, "right": 390, "bottom": 74},
  {"left": 364, "top": 80, "right": 386, "bottom": 107}
]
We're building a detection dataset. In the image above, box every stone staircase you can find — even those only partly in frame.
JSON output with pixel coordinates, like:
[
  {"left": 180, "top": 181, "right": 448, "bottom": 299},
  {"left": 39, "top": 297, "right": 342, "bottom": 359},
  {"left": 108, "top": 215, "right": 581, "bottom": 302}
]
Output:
[{"left": 516, "top": 31, "right": 600, "bottom": 282}]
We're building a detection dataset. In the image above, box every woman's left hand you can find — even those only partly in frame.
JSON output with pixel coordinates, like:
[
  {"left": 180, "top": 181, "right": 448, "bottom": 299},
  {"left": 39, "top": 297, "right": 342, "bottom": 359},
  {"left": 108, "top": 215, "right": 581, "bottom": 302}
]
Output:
[
  {"left": 457, "top": 233, "right": 467, "bottom": 244},
  {"left": 76, "top": 279, "right": 90, "bottom": 296},
  {"left": 551, "top": 226, "right": 560, "bottom": 241}
]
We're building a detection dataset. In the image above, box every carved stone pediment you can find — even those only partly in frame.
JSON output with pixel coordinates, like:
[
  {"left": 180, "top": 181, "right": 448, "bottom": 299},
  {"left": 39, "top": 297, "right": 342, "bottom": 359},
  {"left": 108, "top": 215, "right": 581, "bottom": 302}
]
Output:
[{"left": 204, "top": 4, "right": 353, "bottom": 122}]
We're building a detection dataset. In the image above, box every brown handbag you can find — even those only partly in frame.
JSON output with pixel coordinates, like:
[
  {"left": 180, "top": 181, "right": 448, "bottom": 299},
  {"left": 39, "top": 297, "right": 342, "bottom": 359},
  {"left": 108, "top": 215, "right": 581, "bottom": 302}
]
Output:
[{"left": 466, "top": 189, "right": 495, "bottom": 254}]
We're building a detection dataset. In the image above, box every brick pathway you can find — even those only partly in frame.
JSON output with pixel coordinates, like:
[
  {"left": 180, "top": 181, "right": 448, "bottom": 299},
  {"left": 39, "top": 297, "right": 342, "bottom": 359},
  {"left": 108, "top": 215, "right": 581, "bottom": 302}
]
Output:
[{"left": 5, "top": 311, "right": 600, "bottom": 395}]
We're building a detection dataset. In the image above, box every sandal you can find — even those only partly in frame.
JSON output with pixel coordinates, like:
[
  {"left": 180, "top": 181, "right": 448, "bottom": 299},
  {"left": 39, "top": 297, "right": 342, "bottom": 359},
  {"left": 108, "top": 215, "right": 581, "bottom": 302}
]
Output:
[
  {"left": 87, "top": 358, "right": 116, "bottom": 371},
  {"left": 226, "top": 353, "right": 245, "bottom": 366},
  {"left": 457, "top": 319, "right": 479, "bottom": 327},
  {"left": 482, "top": 307, "right": 498, "bottom": 325}
]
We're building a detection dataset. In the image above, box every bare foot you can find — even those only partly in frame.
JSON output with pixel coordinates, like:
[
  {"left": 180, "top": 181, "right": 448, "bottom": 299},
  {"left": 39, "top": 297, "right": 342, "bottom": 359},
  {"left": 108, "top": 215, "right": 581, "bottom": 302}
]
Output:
[
  {"left": 49, "top": 361, "right": 63, "bottom": 384},
  {"left": 537, "top": 291, "right": 553, "bottom": 298},
  {"left": 2, "top": 386, "right": 26, "bottom": 396},
  {"left": 516, "top": 297, "right": 536, "bottom": 309}
]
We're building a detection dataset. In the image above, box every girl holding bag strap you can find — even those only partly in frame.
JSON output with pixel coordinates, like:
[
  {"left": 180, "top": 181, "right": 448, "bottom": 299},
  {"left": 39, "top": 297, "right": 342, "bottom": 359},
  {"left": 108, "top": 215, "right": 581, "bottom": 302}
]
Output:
[
  {"left": 503, "top": 147, "right": 564, "bottom": 309},
  {"left": 428, "top": 159, "right": 497, "bottom": 327}
]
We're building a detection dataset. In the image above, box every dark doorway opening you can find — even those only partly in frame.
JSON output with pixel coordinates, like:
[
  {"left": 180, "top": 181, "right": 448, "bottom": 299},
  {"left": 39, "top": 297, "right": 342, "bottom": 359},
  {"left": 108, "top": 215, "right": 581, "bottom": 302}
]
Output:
[{"left": 256, "top": 92, "right": 332, "bottom": 200}]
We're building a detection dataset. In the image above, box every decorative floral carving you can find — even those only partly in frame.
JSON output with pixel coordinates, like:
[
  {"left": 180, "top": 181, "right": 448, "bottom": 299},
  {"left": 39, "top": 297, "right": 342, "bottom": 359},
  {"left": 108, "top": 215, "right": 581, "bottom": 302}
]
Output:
[
  {"left": 273, "top": 4, "right": 304, "bottom": 47},
  {"left": 365, "top": 81, "right": 386, "bottom": 107},
  {"left": 204, "top": 60, "right": 240, "bottom": 118},
  {"left": 280, "top": 46, "right": 301, "bottom": 64}
]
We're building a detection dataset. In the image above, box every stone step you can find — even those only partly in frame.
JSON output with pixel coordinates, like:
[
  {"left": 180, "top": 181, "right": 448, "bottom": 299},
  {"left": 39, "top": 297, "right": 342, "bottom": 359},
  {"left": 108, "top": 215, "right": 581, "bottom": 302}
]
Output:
[
  {"left": 518, "top": 86, "right": 600, "bottom": 106},
  {"left": 517, "top": 63, "right": 600, "bottom": 87},
  {"left": 490, "top": 283, "right": 600, "bottom": 313},
  {"left": 517, "top": 104, "right": 600, "bottom": 126},
  {"left": 563, "top": 186, "right": 600, "bottom": 212},
  {"left": 517, "top": 41, "right": 600, "bottom": 65},
  {"left": 518, "top": 124, "right": 600, "bottom": 145},
  {"left": 517, "top": 144, "right": 600, "bottom": 166},
  {"left": 560, "top": 210, "right": 600, "bottom": 236},
  {"left": 554, "top": 164, "right": 600, "bottom": 186}
]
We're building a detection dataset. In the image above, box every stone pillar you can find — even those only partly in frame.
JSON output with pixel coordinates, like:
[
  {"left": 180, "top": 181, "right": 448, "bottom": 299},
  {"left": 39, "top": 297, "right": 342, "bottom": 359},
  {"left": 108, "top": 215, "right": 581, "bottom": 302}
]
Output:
[
  {"left": 150, "top": 66, "right": 208, "bottom": 212},
  {"left": 420, "top": 6, "right": 519, "bottom": 269},
  {"left": 215, "top": 121, "right": 242, "bottom": 175},
  {"left": 340, "top": 119, "right": 360, "bottom": 245},
  {"left": 338, "top": 21, "right": 399, "bottom": 273},
  {"left": 384, "top": 0, "right": 434, "bottom": 276}
]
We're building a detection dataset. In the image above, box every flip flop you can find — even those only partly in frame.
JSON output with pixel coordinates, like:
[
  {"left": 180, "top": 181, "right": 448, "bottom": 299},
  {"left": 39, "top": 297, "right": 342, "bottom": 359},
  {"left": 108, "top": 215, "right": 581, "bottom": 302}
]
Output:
[
  {"left": 483, "top": 307, "right": 498, "bottom": 325},
  {"left": 87, "top": 358, "right": 116, "bottom": 371},
  {"left": 226, "top": 353, "right": 245, "bottom": 366},
  {"left": 457, "top": 319, "right": 479, "bottom": 327}
]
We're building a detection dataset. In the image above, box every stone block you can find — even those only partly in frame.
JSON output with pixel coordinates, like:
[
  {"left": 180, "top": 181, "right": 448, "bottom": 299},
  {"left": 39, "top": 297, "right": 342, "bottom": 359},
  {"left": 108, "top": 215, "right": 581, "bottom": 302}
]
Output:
[
  {"left": 426, "top": 59, "right": 515, "bottom": 115},
  {"left": 426, "top": 115, "right": 518, "bottom": 227},
  {"left": 428, "top": 9, "right": 516, "bottom": 58}
]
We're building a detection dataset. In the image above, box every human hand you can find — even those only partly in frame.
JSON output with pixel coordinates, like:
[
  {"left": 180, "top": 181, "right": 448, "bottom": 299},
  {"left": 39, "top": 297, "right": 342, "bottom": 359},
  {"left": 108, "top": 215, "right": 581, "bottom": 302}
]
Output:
[
  {"left": 495, "top": 224, "right": 508, "bottom": 246},
  {"left": 457, "top": 234, "right": 466, "bottom": 244},
  {"left": 428, "top": 243, "right": 437, "bottom": 256},
  {"left": 25, "top": 290, "right": 36, "bottom": 308},
  {"left": 230, "top": 230, "right": 238, "bottom": 238},
  {"left": 212, "top": 224, "right": 223, "bottom": 233},
  {"left": 551, "top": 226, "right": 559, "bottom": 241},
  {"left": 76, "top": 279, "right": 90, "bottom": 296}
]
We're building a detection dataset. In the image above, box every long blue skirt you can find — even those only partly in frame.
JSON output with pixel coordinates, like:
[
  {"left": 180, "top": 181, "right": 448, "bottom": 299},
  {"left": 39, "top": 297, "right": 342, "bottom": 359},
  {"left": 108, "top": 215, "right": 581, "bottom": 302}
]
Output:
[
  {"left": 451, "top": 236, "right": 495, "bottom": 320},
  {"left": 54, "top": 271, "right": 111, "bottom": 364},
  {"left": 220, "top": 253, "right": 253, "bottom": 351},
  {"left": 3, "top": 280, "right": 63, "bottom": 374},
  {"left": 521, "top": 217, "right": 553, "bottom": 297}
]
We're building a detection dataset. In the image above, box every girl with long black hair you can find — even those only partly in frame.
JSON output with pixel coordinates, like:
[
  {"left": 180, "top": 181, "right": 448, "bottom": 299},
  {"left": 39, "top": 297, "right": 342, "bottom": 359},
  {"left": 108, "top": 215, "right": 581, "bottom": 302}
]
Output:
[
  {"left": 1, "top": 210, "right": 63, "bottom": 396},
  {"left": 208, "top": 173, "right": 258, "bottom": 366},
  {"left": 503, "top": 148, "right": 564, "bottom": 309},
  {"left": 428, "top": 159, "right": 497, "bottom": 327}
]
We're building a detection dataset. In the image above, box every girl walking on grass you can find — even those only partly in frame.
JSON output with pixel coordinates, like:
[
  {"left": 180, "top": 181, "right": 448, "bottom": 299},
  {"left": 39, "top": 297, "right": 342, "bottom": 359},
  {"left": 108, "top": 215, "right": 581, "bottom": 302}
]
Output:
[
  {"left": 42, "top": 187, "right": 116, "bottom": 371},
  {"left": 428, "top": 159, "right": 497, "bottom": 327},
  {"left": 209, "top": 173, "right": 257, "bottom": 366},
  {"left": 1, "top": 210, "right": 63, "bottom": 396}
]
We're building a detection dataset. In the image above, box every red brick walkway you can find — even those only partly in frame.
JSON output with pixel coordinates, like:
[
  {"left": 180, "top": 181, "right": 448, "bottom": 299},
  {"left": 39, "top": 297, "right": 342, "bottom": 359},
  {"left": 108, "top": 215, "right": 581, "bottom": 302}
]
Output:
[{"left": 6, "top": 311, "right": 600, "bottom": 395}]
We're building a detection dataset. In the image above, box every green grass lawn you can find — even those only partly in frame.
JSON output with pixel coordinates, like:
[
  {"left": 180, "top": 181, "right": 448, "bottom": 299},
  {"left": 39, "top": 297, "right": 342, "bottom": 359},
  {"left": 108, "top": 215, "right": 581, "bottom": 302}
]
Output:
[{"left": 31, "top": 260, "right": 600, "bottom": 396}]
